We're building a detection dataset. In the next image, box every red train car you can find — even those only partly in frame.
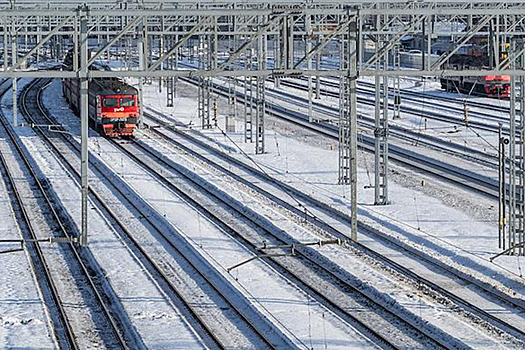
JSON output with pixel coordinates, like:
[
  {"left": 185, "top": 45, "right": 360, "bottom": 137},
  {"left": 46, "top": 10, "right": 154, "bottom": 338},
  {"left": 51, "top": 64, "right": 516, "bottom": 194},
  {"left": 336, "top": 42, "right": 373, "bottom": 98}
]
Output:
[
  {"left": 62, "top": 77, "right": 139, "bottom": 137},
  {"left": 440, "top": 50, "right": 510, "bottom": 98},
  {"left": 440, "top": 72, "right": 510, "bottom": 98}
]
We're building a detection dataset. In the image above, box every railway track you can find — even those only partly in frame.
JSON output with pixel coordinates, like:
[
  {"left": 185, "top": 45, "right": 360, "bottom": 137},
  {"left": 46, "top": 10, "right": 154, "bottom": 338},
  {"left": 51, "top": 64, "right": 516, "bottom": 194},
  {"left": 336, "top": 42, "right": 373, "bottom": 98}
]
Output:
[
  {"left": 281, "top": 77, "right": 506, "bottom": 134},
  {"left": 28, "top": 78, "right": 287, "bottom": 349},
  {"left": 310, "top": 60, "right": 510, "bottom": 114},
  {"left": 181, "top": 60, "right": 509, "bottom": 133},
  {"left": 142, "top": 109, "right": 525, "bottom": 347},
  {"left": 357, "top": 79, "right": 509, "bottom": 115},
  {"left": 0, "top": 78, "right": 128, "bottom": 349},
  {"left": 115, "top": 123, "right": 479, "bottom": 348},
  {"left": 182, "top": 76, "right": 500, "bottom": 199},
  {"left": 262, "top": 84, "right": 499, "bottom": 167}
]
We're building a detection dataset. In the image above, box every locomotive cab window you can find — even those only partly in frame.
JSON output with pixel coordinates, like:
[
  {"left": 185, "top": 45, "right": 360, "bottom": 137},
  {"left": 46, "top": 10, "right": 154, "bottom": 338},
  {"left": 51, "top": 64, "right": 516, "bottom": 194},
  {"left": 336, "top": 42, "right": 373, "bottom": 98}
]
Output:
[
  {"left": 120, "top": 98, "right": 135, "bottom": 107},
  {"left": 103, "top": 98, "right": 119, "bottom": 107}
]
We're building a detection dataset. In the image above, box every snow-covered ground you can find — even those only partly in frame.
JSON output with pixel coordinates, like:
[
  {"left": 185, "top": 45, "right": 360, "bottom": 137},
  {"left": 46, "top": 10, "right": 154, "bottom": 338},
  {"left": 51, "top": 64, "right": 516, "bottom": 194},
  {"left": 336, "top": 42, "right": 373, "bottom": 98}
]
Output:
[
  {"left": 141, "top": 79, "right": 525, "bottom": 342},
  {"left": 0, "top": 140, "right": 56, "bottom": 349},
  {"left": 42, "top": 79, "right": 379, "bottom": 348},
  {"left": 0, "top": 71, "right": 524, "bottom": 349},
  {"left": 0, "top": 79, "right": 57, "bottom": 349},
  {"left": 147, "top": 78, "right": 523, "bottom": 286}
]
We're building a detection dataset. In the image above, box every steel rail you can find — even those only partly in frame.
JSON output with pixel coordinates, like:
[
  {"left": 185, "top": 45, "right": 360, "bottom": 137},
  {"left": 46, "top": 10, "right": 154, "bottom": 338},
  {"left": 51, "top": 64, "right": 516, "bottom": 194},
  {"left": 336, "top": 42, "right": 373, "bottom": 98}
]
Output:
[
  {"left": 181, "top": 76, "right": 500, "bottom": 199},
  {"left": 296, "top": 74, "right": 505, "bottom": 124},
  {"left": 312, "top": 61, "right": 510, "bottom": 113},
  {"left": 180, "top": 61, "right": 500, "bottom": 168},
  {"left": 32, "top": 79, "right": 279, "bottom": 350},
  {"left": 0, "top": 79, "right": 82, "bottom": 349},
  {"left": 262, "top": 85, "right": 499, "bottom": 167},
  {"left": 18, "top": 78, "right": 130, "bottom": 349},
  {"left": 115, "top": 131, "right": 466, "bottom": 349},
  {"left": 0, "top": 80, "right": 80, "bottom": 350},
  {"left": 143, "top": 110, "right": 525, "bottom": 343},
  {"left": 279, "top": 78, "right": 505, "bottom": 134}
]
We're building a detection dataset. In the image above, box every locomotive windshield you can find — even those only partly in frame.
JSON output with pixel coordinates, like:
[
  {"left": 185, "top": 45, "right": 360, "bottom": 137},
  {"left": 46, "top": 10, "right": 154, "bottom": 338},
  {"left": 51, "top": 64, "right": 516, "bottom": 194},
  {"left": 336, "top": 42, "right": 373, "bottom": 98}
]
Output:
[
  {"left": 103, "top": 98, "right": 119, "bottom": 107},
  {"left": 120, "top": 98, "right": 135, "bottom": 107}
]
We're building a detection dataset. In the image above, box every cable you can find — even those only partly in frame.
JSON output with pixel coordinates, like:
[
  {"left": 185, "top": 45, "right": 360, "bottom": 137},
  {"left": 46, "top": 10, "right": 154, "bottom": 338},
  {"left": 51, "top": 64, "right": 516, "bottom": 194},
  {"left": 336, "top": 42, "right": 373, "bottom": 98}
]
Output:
[{"left": 214, "top": 122, "right": 322, "bottom": 220}]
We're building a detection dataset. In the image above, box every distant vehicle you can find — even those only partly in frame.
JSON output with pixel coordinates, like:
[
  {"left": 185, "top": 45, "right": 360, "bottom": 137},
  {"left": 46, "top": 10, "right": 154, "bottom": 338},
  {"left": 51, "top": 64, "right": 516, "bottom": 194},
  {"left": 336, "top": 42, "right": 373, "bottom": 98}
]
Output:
[
  {"left": 408, "top": 49, "right": 422, "bottom": 54},
  {"left": 439, "top": 43, "right": 510, "bottom": 98},
  {"left": 61, "top": 49, "right": 139, "bottom": 137}
]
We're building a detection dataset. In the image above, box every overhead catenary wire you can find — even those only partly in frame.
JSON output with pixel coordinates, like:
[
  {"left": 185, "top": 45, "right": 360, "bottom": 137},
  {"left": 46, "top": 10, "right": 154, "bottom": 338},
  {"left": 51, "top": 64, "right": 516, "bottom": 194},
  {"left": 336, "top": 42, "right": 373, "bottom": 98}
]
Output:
[{"left": 214, "top": 115, "right": 323, "bottom": 222}]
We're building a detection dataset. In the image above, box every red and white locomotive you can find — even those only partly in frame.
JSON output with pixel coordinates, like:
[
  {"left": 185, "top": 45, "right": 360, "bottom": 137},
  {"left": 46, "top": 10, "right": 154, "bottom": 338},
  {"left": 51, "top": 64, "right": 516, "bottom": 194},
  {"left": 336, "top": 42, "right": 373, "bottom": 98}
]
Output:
[
  {"left": 440, "top": 42, "right": 510, "bottom": 98},
  {"left": 62, "top": 77, "right": 139, "bottom": 137},
  {"left": 440, "top": 54, "right": 510, "bottom": 98}
]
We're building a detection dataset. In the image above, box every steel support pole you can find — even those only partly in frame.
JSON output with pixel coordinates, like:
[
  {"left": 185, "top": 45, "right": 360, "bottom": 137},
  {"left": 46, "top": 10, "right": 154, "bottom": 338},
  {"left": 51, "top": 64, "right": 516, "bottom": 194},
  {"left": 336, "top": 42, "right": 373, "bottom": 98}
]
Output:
[
  {"left": 255, "top": 16, "right": 266, "bottom": 154},
  {"left": 274, "top": 28, "right": 280, "bottom": 88},
  {"left": 510, "top": 63, "right": 516, "bottom": 255},
  {"left": 374, "top": 13, "right": 389, "bottom": 205},
  {"left": 143, "top": 16, "right": 149, "bottom": 73},
  {"left": 48, "top": 13, "right": 54, "bottom": 60},
  {"left": 427, "top": 15, "right": 431, "bottom": 71},
  {"left": 499, "top": 124, "right": 506, "bottom": 249},
  {"left": 306, "top": 14, "right": 313, "bottom": 122},
  {"left": 422, "top": 17, "right": 426, "bottom": 71},
  {"left": 287, "top": 16, "right": 293, "bottom": 69},
  {"left": 11, "top": 25, "right": 17, "bottom": 127},
  {"left": 73, "top": 15, "right": 78, "bottom": 72},
  {"left": 358, "top": 14, "right": 363, "bottom": 69},
  {"left": 374, "top": 38, "right": 381, "bottom": 203},
  {"left": 106, "top": 33, "right": 110, "bottom": 63},
  {"left": 380, "top": 47, "right": 389, "bottom": 204},
  {"left": 80, "top": 10, "right": 89, "bottom": 247},
  {"left": 138, "top": 18, "right": 144, "bottom": 129},
  {"left": 36, "top": 16, "right": 41, "bottom": 64},
  {"left": 212, "top": 16, "right": 217, "bottom": 70},
  {"left": 496, "top": 15, "right": 501, "bottom": 68},
  {"left": 349, "top": 18, "right": 358, "bottom": 241},
  {"left": 338, "top": 33, "right": 350, "bottom": 185},
  {"left": 509, "top": 38, "right": 525, "bottom": 256},
  {"left": 3, "top": 20, "right": 7, "bottom": 71},
  {"left": 198, "top": 34, "right": 210, "bottom": 129},
  {"left": 282, "top": 17, "right": 288, "bottom": 70},
  {"left": 315, "top": 51, "right": 321, "bottom": 99},
  {"left": 244, "top": 53, "right": 253, "bottom": 143},
  {"left": 166, "top": 35, "right": 174, "bottom": 107},
  {"left": 393, "top": 44, "right": 401, "bottom": 120},
  {"left": 159, "top": 16, "right": 164, "bottom": 93},
  {"left": 173, "top": 34, "right": 178, "bottom": 99}
]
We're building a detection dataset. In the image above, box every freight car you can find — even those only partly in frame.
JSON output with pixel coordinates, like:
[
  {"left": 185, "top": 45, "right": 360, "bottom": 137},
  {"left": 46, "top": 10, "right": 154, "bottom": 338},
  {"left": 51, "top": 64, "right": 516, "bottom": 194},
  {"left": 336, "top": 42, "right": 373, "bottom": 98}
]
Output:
[{"left": 62, "top": 77, "right": 139, "bottom": 137}]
